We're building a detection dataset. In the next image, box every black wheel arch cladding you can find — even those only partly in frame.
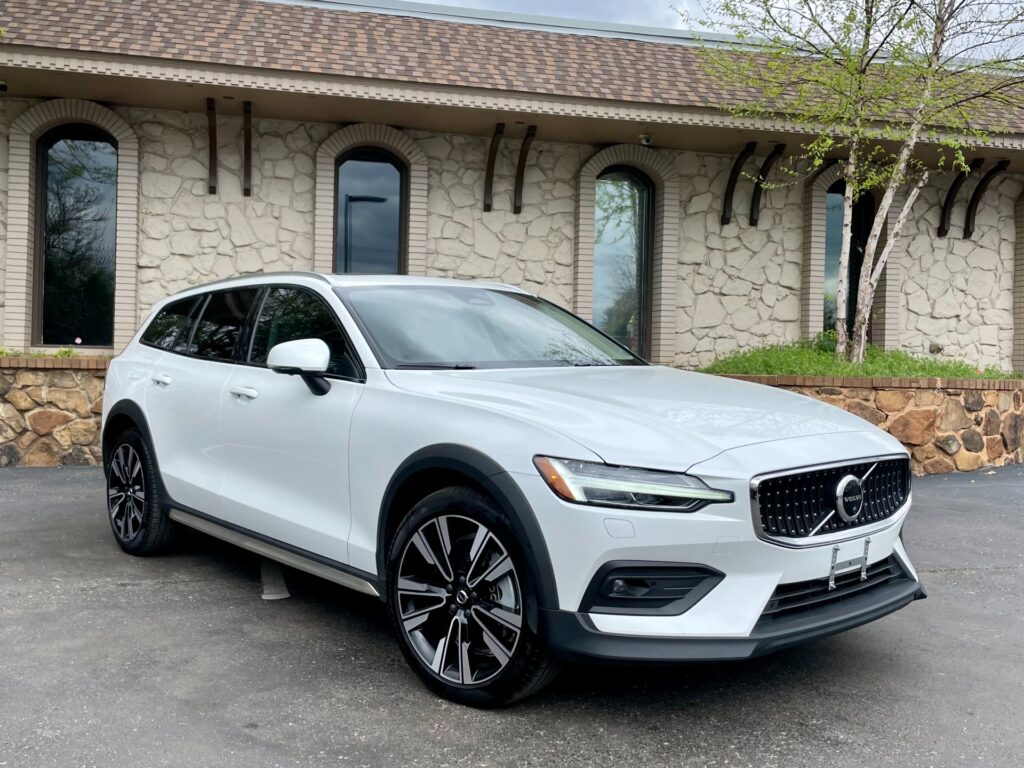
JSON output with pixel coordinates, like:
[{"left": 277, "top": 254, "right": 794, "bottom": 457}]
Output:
[
  {"left": 379, "top": 444, "right": 560, "bottom": 622},
  {"left": 103, "top": 400, "right": 169, "bottom": 501}
]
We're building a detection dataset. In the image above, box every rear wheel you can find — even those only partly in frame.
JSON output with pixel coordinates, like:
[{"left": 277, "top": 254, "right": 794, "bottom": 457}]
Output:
[
  {"left": 387, "top": 486, "right": 559, "bottom": 707},
  {"left": 106, "top": 428, "right": 175, "bottom": 555}
]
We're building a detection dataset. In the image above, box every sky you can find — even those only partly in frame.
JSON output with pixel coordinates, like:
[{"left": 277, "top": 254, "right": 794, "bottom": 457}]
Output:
[{"left": 411, "top": 0, "right": 699, "bottom": 28}]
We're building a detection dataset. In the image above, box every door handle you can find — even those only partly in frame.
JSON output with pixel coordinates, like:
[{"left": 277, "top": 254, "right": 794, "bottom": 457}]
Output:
[
  {"left": 229, "top": 386, "right": 260, "bottom": 401},
  {"left": 151, "top": 374, "right": 173, "bottom": 387}
]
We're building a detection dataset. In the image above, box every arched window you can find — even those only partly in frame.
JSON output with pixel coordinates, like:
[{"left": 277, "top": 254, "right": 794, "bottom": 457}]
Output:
[
  {"left": 593, "top": 166, "right": 653, "bottom": 357},
  {"left": 334, "top": 147, "right": 407, "bottom": 274},
  {"left": 36, "top": 124, "right": 118, "bottom": 347},
  {"left": 824, "top": 180, "right": 875, "bottom": 332}
]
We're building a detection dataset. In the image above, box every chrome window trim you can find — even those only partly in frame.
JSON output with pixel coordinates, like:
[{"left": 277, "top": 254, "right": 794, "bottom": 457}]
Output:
[{"left": 749, "top": 453, "right": 911, "bottom": 549}]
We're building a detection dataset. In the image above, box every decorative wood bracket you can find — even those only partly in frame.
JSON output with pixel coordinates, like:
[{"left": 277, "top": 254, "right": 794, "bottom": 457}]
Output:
[
  {"left": 206, "top": 98, "right": 218, "bottom": 195},
  {"left": 963, "top": 159, "right": 1008, "bottom": 238},
  {"left": 243, "top": 101, "right": 253, "bottom": 197},
  {"left": 749, "top": 143, "right": 785, "bottom": 226},
  {"left": 483, "top": 122, "right": 505, "bottom": 212},
  {"left": 513, "top": 125, "right": 537, "bottom": 215},
  {"left": 938, "top": 157, "right": 983, "bottom": 237},
  {"left": 721, "top": 141, "right": 756, "bottom": 225}
]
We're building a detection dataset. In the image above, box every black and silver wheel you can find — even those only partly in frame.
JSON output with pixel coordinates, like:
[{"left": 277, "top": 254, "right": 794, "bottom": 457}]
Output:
[
  {"left": 387, "top": 486, "right": 559, "bottom": 707},
  {"left": 105, "top": 428, "right": 175, "bottom": 555}
]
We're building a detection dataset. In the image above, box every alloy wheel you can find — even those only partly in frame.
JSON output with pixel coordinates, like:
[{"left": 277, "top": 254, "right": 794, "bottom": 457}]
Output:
[
  {"left": 396, "top": 514, "right": 522, "bottom": 686},
  {"left": 107, "top": 444, "right": 146, "bottom": 542}
]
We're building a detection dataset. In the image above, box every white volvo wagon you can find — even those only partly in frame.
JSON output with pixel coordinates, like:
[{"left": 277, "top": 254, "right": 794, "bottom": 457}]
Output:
[{"left": 102, "top": 273, "right": 925, "bottom": 706}]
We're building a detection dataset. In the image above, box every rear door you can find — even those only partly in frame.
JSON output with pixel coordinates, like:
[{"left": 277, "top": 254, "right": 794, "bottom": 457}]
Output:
[
  {"left": 219, "top": 285, "right": 365, "bottom": 562},
  {"left": 145, "top": 287, "right": 259, "bottom": 515}
]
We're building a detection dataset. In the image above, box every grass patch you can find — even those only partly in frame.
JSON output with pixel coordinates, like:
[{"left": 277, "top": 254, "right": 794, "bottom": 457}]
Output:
[
  {"left": 700, "top": 335, "right": 1020, "bottom": 380},
  {"left": 0, "top": 347, "right": 78, "bottom": 359}
]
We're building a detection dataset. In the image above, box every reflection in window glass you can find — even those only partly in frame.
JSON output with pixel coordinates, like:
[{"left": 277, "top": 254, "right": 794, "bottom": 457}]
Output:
[
  {"left": 249, "top": 288, "right": 358, "bottom": 378},
  {"left": 39, "top": 125, "right": 117, "bottom": 346},
  {"left": 823, "top": 181, "right": 873, "bottom": 332},
  {"left": 339, "top": 285, "right": 642, "bottom": 369},
  {"left": 141, "top": 297, "right": 198, "bottom": 350},
  {"left": 335, "top": 148, "right": 405, "bottom": 274},
  {"left": 593, "top": 167, "right": 652, "bottom": 356},
  {"left": 189, "top": 289, "right": 258, "bottom": 361}
]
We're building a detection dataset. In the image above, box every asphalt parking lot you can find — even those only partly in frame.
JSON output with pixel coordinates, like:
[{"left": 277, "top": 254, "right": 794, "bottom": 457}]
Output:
[{"left": 1, "top": 467, "right": 1022, "bottom": 768}]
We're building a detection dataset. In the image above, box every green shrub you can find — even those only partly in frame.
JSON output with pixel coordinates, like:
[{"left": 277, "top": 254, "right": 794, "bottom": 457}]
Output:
[{"left": 700, "top": 340, "right": 1020, "bottom": 379}]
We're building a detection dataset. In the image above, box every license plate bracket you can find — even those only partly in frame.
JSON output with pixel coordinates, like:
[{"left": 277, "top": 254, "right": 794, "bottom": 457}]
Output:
[{"left": 828, "top": 537, "right": 871, "bottom": 590}]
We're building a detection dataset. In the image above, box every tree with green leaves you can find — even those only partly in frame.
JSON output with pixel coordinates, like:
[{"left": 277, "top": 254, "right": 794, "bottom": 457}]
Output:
[{"left": 696, "top": 0, "right": 1024, "bottom": 362}]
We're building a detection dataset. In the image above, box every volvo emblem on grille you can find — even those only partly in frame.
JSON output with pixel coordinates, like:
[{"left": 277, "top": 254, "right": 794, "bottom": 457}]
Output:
[{"left": 835, "top": 475, "right": 865, "bottom": 522}]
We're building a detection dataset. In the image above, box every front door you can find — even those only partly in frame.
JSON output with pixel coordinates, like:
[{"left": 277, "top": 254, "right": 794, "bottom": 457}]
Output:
[{"left": 218, "top": 286, "right": 365, "bottom": 563}]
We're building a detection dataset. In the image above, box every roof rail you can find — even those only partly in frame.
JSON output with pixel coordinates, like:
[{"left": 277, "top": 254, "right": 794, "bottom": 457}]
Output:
[{"left": 172, "top": 271, "right": 334, "bottom": 295}]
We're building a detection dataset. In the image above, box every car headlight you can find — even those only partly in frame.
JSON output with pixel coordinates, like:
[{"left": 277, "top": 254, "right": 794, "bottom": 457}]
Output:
[{"left": 533, "top": 456, "right": 733, "bottom": 512}]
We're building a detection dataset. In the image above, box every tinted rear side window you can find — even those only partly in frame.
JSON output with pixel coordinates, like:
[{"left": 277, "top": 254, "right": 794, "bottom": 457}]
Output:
[
  {"left": 140, "top": 297, "right": 198, "bottom": 350},
  {"left": 189, "top": 289, "right": 258, "bottom": 361}
]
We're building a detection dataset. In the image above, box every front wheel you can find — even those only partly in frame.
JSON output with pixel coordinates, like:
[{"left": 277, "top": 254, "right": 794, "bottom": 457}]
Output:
[
  {"left": 386, "top": 486, "right": 559, "bottom": 707},
  {"left": 105, "top": 428, "right": 175, "bottom": 555}
]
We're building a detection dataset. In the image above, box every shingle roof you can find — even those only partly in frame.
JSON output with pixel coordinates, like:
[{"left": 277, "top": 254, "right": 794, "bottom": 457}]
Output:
[
  {"left": 0, "top": 0, "right": 751, "bottom": 110},
  {"left": 2, "top": 0, "right": 1021, "bottom": 137}
]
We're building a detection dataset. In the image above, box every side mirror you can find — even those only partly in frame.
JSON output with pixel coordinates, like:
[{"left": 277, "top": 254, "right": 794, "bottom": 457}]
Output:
[{"left": 268, "top": 338, "right": 331, "bottom": 396}]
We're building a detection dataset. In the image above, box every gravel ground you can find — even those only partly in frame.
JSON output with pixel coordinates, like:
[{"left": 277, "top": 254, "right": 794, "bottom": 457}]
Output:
[{"left": 1, "top": 465, "right": 1022, "bottom": 767}]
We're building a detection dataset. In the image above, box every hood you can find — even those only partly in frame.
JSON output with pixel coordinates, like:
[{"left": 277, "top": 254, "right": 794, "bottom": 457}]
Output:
[{"left": 384, "top": 365, "right": 893, "bottom": 471}]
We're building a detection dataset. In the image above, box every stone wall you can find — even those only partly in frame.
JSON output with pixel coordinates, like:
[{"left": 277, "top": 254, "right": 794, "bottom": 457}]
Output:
[
  {"left": 2, "top": 359, "right": 1021, "bottom": 475},
  {"left": 416, "top": 131, "right": 587, "bottom": 308},
  {"left": 675, "top": 152, "right": 804, "bottom": 367},
  {"left": 0, "top": 99, "right": 1022, "bottom": 372},
  {"left": 729, "top": 374, "right": 1024, "bottom": 474},
  {"left": 0, "top": 359, "right": 106, "bottom": 467},
  {"left": 103, "top": 105, "right": 810, "bottom": 356},
  {"left": 129, "top": 107, "right": 330, "bottom": 316},
  {"left": 900, "top": 175, "right": 1023, "bottom": 371}
]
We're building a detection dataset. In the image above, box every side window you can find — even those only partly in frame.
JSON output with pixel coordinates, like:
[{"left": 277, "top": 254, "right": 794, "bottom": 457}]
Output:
[
  {"left": 249, "top": 287, "right": 360, "bottom": 379},
  {"left": 189, "top": 289, "right": 258, "bottom": 361},
  {"left": 140, "top": 297, "right": 198, "bottom": 350}
]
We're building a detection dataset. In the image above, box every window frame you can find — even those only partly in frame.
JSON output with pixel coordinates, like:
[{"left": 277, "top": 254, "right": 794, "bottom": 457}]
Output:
[
  {"left": 594, "top": 165, "right": 655, "bottom": 360},
  {"left": 33, "top": 122, "right": 119, "bottom": 348},
  {"left": 332, "top": 146, "right": 409, "bottom": 275},
  {"left": 239, "top": 284, "right": 367, "bottom": 384}
]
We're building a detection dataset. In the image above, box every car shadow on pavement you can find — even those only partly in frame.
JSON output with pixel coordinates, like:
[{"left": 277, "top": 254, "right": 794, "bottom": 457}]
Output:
[{"left": 177, "top": 526, "right": 900, "bottom": 717}]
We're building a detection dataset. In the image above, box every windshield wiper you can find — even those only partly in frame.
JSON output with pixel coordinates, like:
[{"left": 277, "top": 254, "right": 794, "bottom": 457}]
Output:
[
  {"left": 394, "top": 363, "right": 478, "bottom": 370},
  {"left": 572, "top": 361, "right": 617, "bottom": 367}
]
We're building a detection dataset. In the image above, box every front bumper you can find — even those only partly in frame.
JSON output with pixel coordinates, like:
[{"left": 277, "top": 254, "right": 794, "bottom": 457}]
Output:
[
  {"left": 542, "top": 575, "right": 926, "bottom": 663},
  {"left": 509, "top": 437, "right": 924, "bottom": 659}
]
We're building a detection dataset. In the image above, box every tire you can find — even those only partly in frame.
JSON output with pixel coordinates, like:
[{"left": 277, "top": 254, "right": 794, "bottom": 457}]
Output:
[
  {"left": 105, "top": 428, "right": 176, "bottom": 556},
  {"left": 386, "top": 486, "right": 560, "bottom": 707}
]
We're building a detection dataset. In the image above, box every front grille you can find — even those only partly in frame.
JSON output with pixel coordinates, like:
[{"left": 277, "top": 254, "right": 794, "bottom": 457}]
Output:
[
  {"left": 753, "top": 457, "right": 910, "bottom": 540},
  {"left": 758, "top": 555, "right": 908, "bottom": 623}
]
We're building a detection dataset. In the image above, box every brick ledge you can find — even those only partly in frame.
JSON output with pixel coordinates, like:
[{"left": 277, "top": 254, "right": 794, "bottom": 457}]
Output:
[{"left": 0, "top": 357, "right": 111, "bottom": 370}]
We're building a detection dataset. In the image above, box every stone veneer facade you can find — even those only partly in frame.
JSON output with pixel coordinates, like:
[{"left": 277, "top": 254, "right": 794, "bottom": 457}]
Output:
[{"left": 0, "top": 97, "right": 1023, "bottom": 371}]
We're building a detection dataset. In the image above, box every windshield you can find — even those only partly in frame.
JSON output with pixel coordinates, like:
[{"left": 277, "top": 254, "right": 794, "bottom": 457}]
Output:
[{"left": 336, "top": 285, "right": 645, "bottom": 369}]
